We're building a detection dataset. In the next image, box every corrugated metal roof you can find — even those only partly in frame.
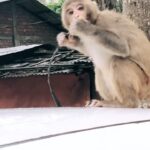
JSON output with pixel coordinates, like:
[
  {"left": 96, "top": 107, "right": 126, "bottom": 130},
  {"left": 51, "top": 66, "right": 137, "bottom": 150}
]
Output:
[{"left": 0, "top": 44, "right": 93, "bottom": 78}]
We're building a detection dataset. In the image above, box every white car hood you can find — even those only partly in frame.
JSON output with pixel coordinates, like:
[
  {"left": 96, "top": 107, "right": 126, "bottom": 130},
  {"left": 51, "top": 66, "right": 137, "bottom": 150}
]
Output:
[{"left": 0, "top": 108, "right": 150, "bottom": 150}]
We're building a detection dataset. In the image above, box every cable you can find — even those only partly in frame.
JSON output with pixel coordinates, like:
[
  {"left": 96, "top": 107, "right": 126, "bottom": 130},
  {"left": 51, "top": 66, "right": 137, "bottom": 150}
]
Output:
[
  {"left": 0, "top": 21, "right": 48, "bottom": 29},
  {"left": 47, "top": 48, "right": 80, "bottom": 107},
  {"left": 47, "top": 47, "right": 62, "bottom": 107}
]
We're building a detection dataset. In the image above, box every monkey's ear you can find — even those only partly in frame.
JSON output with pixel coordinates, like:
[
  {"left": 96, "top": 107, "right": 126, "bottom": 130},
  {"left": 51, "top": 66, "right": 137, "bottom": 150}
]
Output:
[
  {"left": 91, "top": 0, "right": 97, "bottom": 5},
  {"left": 87, "top": 0, "right": 96, "bottom": 4},
  {"left": 90, "top": 0, "right": 99, "bottom": 9}
]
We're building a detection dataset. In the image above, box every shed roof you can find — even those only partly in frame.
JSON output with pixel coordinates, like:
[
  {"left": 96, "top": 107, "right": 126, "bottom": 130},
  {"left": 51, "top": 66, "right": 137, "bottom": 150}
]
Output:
[
  {"left": 0, "top": 44, "right": 93, "bottom": 78},
  {"left": 0, "top": 0, "right": 92, "bottom": 78},
  {"left": 0, "top": 0, "right": 62, "bottom": 30}
]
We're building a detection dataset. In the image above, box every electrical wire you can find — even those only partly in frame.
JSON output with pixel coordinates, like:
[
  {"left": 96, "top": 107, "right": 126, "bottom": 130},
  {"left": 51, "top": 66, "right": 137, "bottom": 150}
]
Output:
[
  {"left": 0, "top": 21, "right": 48, "bottom": 29},
  {"left": 47, "top": 48, "right": 82, "bottom": 107},
  {"left": 47, "top": 47, "right": 62, "bottom": 107}
]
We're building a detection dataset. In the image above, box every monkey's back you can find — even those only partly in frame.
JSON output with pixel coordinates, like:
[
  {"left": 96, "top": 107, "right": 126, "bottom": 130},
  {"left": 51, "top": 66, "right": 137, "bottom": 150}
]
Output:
[
  {"left": 98, "top": 10, "right": 150, "bottom": 76},
  {"left": 95, "top": 11, "right": 150, "bottom": 107}
]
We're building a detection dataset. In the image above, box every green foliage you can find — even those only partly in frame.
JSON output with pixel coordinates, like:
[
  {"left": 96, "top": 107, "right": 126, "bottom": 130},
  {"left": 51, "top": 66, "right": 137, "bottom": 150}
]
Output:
[
  {"left": 47, "top": 0, "right": 64, "bottom": 14},
  {"left": 115, "top": 0, "right": 123, "bottom": 12},
  {"left": 47, "top": 0, "right": 122, "bottom": 14}
]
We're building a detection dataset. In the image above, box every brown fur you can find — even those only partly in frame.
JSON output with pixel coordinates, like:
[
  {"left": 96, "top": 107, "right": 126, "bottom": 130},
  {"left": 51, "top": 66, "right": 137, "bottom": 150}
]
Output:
[{"left": 57, "top": 0, "right": 150, "bottom": 108}]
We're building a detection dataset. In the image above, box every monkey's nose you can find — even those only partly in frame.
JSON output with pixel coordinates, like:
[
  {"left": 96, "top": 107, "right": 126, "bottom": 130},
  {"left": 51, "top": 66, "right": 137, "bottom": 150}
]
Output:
[
  {"left": 74, "top": 11, "right": 81, "bottom": 18},
  {"left": 74, "top": 14, "right": 80, "bottom": 19}
]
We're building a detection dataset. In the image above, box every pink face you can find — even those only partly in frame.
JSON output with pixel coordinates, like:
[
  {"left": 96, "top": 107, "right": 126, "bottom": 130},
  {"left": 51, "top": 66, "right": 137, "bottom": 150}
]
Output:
[{"left": 66, "top": 2, "right": 87, "bottom": 23}]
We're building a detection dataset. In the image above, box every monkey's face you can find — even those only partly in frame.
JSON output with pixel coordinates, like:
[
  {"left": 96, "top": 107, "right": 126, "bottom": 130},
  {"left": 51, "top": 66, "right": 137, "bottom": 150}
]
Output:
[
  {"left": 65, "top": 2, "right": 88, "bottom": 24},
  {"left": 62, "top": 0, "right": 99, "bottom": 30}
]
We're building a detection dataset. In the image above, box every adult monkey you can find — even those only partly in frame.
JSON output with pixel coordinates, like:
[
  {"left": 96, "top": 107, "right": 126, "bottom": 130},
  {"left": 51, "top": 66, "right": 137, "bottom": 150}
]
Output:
[{"left": 57, "top": 0, "right": 150, "bottom": 108}]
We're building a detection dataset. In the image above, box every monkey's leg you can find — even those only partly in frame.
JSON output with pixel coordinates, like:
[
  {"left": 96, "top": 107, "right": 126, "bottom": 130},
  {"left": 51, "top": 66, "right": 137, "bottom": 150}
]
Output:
[{"left": 111, "top": 58, "right": 148, "bottom": 108}]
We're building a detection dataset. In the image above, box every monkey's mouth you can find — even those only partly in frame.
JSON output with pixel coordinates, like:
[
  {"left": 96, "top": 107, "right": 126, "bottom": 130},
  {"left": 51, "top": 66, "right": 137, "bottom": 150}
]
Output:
[
  {"left": 86, "top": 14, "right": 91, "bottom": 22},
  {"left": 87, "top": 14, "right": 95, "bottom": 24}
]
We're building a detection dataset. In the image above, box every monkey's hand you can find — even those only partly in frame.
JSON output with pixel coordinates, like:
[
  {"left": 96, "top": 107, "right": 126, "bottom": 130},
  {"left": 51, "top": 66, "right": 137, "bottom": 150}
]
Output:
[
  {"left": 69, "top": 19, "right": 90, "bottom": 36},
  {"left": 57, "top": 32, "right": 82, "bottom": 50},
  {"left": 56, "top": 32, "right": 69, "bottom": 47}
]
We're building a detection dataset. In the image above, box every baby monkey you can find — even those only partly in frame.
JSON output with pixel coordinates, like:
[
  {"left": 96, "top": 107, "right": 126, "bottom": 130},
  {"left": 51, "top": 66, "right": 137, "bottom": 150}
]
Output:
[{"left": 57, "top": 0, "right": 150, "bottom": 108}]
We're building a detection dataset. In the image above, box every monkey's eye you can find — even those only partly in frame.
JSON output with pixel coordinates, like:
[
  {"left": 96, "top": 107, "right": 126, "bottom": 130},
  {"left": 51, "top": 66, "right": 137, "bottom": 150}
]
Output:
[
  {"left": 77, "top": 4, "right": 84, "bottom": 10},
  {"left": 68, "top": 10, "right": 74, "bottom": 15}
]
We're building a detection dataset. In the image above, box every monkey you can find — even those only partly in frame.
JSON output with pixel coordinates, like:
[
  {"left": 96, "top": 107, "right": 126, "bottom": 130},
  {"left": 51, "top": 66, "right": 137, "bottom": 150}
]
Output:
[{"left": 57, "top": 0, "right": 150, "bottom": 108}]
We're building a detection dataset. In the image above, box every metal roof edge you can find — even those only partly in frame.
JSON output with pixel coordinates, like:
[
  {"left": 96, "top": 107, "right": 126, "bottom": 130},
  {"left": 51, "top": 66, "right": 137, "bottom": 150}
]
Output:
[
  {"left": 0, "top": 44, "right": 41, "bottom": 57},
  {"left": 0, "top": 0, "right": 10, "bottom": 3}
]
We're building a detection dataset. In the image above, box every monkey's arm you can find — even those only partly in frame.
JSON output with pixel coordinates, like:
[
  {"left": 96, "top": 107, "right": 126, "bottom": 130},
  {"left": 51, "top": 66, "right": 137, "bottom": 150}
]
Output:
[
  {"left": 57, "top": 32, "right": 83, "bottom": 51},
  {"left": 70, "top": 20, "right": 130, "bottom": 57}
]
